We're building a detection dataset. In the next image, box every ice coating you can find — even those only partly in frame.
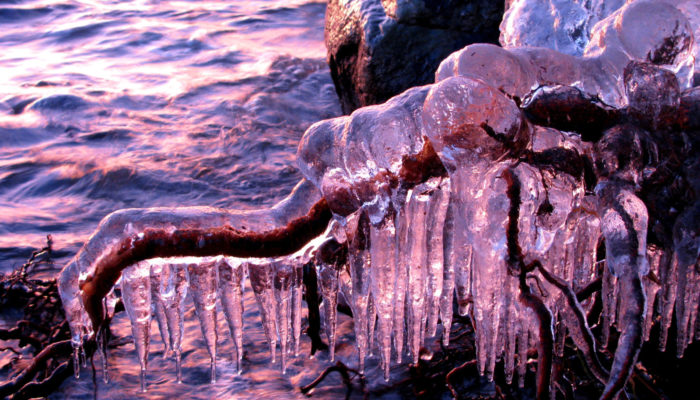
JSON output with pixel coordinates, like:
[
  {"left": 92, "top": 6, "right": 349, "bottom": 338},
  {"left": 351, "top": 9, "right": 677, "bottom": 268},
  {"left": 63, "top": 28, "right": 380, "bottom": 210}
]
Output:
[
  {"left": 451, "top": 0, "right": 697, "bottom": 108},
  {"left": 54, "top": 1, "right": 700, "bottom": 397}
]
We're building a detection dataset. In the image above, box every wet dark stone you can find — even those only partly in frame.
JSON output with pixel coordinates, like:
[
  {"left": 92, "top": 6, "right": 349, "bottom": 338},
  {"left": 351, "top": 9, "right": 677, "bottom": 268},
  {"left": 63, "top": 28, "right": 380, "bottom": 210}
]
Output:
[{"left": 325, "top": 0, "right": 502, "bottom": 114}]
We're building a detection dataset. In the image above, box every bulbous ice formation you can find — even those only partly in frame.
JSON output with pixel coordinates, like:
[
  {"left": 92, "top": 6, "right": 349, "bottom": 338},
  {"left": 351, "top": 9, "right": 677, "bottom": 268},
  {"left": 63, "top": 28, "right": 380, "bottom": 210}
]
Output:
[{"left": 55, "top": 0, "right": 699, "bottom": 397}]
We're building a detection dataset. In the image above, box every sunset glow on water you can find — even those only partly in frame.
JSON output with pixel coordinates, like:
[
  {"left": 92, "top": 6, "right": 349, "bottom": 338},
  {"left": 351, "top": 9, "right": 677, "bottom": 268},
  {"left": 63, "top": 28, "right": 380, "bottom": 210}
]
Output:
[{"left": 0, "top": 0, "right": 340, "bottom": 272}]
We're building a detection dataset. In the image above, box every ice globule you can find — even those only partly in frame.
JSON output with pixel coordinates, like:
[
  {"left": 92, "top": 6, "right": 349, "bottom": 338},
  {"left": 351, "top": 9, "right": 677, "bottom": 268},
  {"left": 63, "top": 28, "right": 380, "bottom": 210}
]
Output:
[
  {"left": 121, "top": 261, "right": 153, "bottom": 393},
  {"left": 217, "top": 257, "right": 246, "bottom": 373},
  {"left": 445, "top": 1, "right": 696, "bottom": 109}
]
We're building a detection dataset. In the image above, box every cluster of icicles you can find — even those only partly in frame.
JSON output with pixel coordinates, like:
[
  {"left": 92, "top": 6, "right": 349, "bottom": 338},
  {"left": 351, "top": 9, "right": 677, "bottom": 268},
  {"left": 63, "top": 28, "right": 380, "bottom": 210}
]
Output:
[{"left": 56, "top": 0, "right": 700, "bottom": 396}]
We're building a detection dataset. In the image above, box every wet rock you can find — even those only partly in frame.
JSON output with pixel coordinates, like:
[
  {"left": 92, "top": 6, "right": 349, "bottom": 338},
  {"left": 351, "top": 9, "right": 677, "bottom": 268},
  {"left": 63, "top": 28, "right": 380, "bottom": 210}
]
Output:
[{"left": 325, "top": 0, "right": 502, "bottom": 114}]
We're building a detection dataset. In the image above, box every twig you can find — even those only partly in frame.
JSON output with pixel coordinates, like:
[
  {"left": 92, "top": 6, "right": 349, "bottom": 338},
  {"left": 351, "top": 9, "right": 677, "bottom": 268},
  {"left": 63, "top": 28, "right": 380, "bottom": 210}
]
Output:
[
  {"left": 445, "top": 359, "right": 476, "bottom": 399},
  {"left": 0, "top": 340, "right": 72, "bottom": 398},
  {"left": 299, "top": 361, "right": 364, "bottom": 400}
]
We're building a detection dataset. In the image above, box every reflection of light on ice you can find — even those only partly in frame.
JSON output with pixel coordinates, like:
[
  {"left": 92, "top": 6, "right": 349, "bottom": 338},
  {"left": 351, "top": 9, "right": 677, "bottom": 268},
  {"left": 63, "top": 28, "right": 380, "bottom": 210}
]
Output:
[{"left": 58, "top": 0, "right": 699, "bottom": 396}]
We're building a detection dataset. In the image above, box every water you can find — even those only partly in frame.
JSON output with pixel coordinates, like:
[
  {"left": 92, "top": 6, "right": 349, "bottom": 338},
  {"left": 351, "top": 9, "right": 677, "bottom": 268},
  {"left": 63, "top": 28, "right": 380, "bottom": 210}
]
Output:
[
  {"left": 0, "top": 0, "right": 341, "bottom": 271},
  {"left": 0, "top": 0, "right": 381, "bottom": 397}
]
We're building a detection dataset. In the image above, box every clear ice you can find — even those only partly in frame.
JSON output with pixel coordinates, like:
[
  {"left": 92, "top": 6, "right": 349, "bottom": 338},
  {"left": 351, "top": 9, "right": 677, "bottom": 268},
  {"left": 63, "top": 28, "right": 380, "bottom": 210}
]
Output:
[{"left": 56, "top": 0, "right": 700, "bottom": 397}]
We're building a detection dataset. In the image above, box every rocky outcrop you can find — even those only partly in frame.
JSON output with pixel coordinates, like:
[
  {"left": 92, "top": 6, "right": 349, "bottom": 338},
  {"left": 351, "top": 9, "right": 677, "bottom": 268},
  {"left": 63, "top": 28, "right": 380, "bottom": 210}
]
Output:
[{"left": 325, "top": 0, "right": 503, "bottom": 114}]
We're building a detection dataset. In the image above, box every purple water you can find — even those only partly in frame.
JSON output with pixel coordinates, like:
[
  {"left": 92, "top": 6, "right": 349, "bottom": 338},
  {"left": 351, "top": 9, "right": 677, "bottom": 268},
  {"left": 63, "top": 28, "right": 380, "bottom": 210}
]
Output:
[
  {"left": 0, "top": 0, "right": 341, "bottom": 271},
  {"left": 0, "top": 1, "right": 414, "bottom": 398}
]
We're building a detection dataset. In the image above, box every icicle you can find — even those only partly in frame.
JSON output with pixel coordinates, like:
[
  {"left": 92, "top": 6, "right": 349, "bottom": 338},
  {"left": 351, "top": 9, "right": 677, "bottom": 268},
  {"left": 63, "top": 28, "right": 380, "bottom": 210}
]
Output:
[
  {"left": 600, "top": 264, "right": 617, "bottom": 349},
  {"left": 517, "top": 321, "right": 528, "bottom": 388},
  {"left": 672, "top": 207, "right": 700, "bottom": 358},
  {"left": 598, "top": 183, "right": 649, "bottom": 400},
  {"left": 187, "top": 259, "right": 219, "bottom": 383},
  {"left": 149, "top": 262, "right": 172, "bottom": 356},
  {"left": 291, "top": 260, "right": 304, "bottom": 357},
  {"left": 57, "top": 261, "right": 87, "bottom": 379},
  {"left": 392, "top": 186, "right": 409, "bottom": 363},
  {"left": 159, "top": 262, "right": 188, "bottom": 383},
  {"left": 368, "top": 294, "right": 377, "bottom": 357},
  {"left": 503, "top": 277, "right": 518, "bottom": 385},
  {"left": 317, "top": 260, "right": 340, "bottom": 362},
  {"left": 405, "top": 186, "right": 429, "bottom": 364},
  {"left": 369, "top": 213, "right": 397, "bottom": 381},
  {"left": 121, "top": 261, "right": 152, "bottom": 393},
  {"left": 440, "top": 195, "right": 456, "bottom": 346},
  {"left": 425, "top": 177, "right": 450, "bottom": 338},
  {"left": 218, "top": 257, "right": 245, "bottom": 374},
  {"left": 470, "top": 165, "right": 511, "bottom": 381},
  {"left": 247, "top": 259, "right": 278, "bottom": 364},
  {"left": 98, "top": 287, "right": 119, "bottom": 383},
  {"left": 273, "top": 261, "right": 293, "bottom": 373},
  {"left": 345, "top": 209, "right": 371, "bottom": 373},
  {"left": 643, "top": 246, "right": 664, "bottom": 342}
]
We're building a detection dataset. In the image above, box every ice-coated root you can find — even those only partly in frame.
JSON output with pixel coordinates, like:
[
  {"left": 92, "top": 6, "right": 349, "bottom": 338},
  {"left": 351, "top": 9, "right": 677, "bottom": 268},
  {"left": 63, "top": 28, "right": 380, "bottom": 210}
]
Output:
[
  {"left": 187, "top": 259, "right": 219, "bottom": 383},
  {"left": 121, "top": 261, "right": 152, "bottom": 393},
  {"left": 217, "top": 257, "right": 245, "bottom": 373},
  {"left": 62, "top": 179, "right": 328, "bottom": 334},
  {"left": 247, "top": 259, "right": 278, "bottom": 364},
  {"left": 597, "top": 182, "right": 649, "bottom": 400},
  {"left": 55, "top": 3, "right": 700, "bottom": 395}
]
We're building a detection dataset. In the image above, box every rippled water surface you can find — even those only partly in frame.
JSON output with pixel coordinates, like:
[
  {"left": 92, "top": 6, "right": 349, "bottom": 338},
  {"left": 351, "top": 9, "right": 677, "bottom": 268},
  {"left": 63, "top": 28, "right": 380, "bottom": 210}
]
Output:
[
  {"left": 0, "top": 0, "right": 410, "bottom": 398},
  {"left": 0, "top": 0, "right": 341, "bottom": 270}
]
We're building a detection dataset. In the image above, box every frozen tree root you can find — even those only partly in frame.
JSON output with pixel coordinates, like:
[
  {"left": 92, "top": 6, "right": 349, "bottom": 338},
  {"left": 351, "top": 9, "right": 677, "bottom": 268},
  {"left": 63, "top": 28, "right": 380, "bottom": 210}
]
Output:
[{"left": 7, "top": 73, "right": 700, "bottom": 398}]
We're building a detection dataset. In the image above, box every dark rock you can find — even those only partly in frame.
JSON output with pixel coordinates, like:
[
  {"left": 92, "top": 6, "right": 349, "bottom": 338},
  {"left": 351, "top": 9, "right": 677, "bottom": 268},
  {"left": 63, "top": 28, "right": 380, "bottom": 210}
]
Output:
[{"left": 325, "top": 0, "right": 503, "bottom": 114}]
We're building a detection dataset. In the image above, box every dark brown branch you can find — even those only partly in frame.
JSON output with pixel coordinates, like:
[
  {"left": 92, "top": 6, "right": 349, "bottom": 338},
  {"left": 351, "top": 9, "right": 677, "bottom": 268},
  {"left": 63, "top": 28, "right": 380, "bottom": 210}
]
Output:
[
  {"left": 0, "top": 340, "right": 72, "bottom": 398},
  {"left": 445, "top": 360, "right": 476, "bottom": 399},
  {"left": 300, "top": 361, "right": 363, "bottom": 400},
  {"left": 303, "top": 261, "right": 328, "bottom": 355},
  {"left": 502, "top": 167, "right": 553, "bottom": 400},
  {"left": 81, "top": 198, "right": 332, "bottom": 332},
  {"left": 576, "top": 277, "right": 602, "bottom": 302},
  {"left": 534, "top": 263, "right": 609, "bottom": 383}
]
